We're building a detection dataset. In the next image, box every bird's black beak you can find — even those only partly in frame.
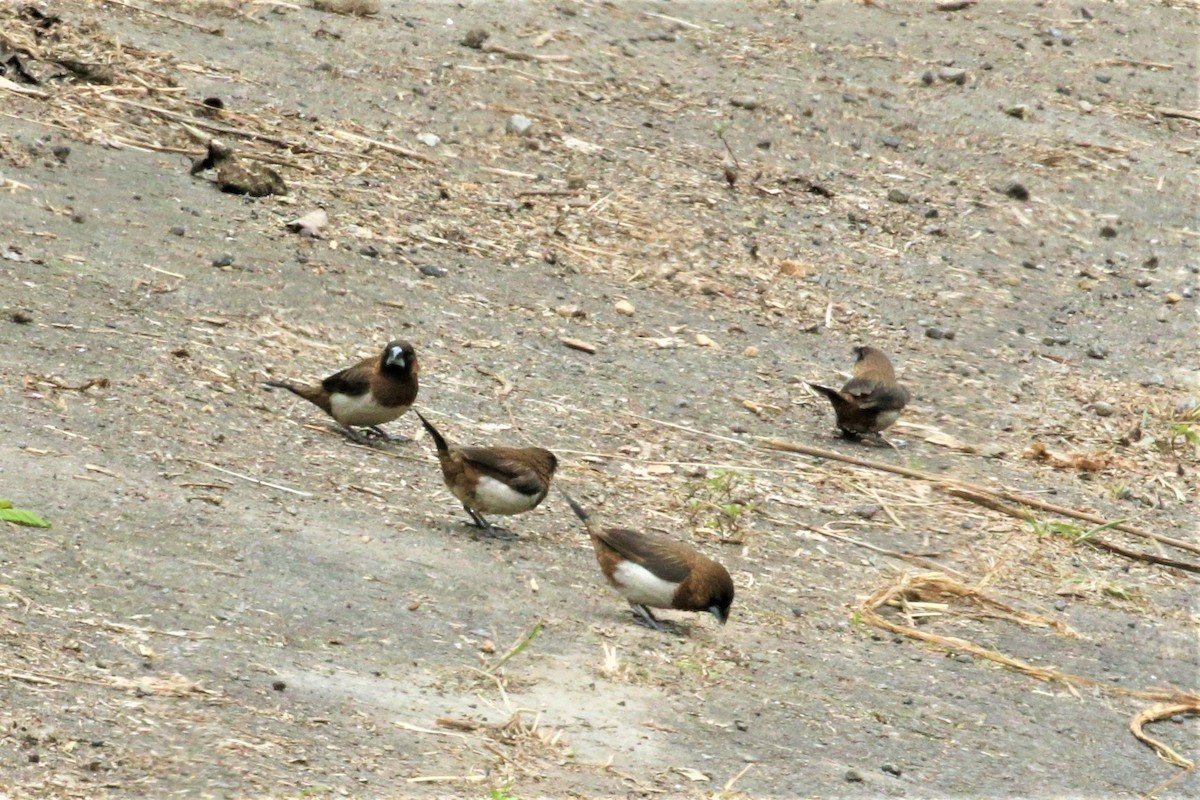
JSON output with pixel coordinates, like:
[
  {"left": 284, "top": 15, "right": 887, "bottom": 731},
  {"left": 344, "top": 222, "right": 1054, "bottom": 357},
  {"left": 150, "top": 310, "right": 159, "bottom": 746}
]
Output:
[{"left": 709, "top": 605, "right": 728, "bottom": 625}]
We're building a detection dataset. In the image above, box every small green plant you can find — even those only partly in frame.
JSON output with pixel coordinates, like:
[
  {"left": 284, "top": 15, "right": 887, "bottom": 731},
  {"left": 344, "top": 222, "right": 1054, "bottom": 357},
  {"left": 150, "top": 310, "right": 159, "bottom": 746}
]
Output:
[
  {"left": 488, "top": 787, "right": 520, "bottom": 800},
  {"left": 0, "top": 500, "right": 51, "bottom": 528},
  {"left": 1027, "top": 515, "right": 1126, "bottom": 543},
  {"left": 1169, "top": 422, "right": 1200, "bottom": 455},
  {"left": 684, "top": 470, "right": 758, "bottom": 542}
]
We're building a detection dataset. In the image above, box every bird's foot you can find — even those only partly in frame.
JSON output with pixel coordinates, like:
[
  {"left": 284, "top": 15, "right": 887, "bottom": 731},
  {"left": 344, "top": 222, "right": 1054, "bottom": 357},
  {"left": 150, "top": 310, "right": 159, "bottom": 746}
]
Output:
[
  {"left": 465, "top": 510, "right": 519, "bottom": 541},
  {"left": 338, "top": 426, "right": 375, "bottom": 445},
  {"left": 630, "top": 605, "right": 675, "bottom": 633},
  {"left": 368, "top": 426, "right": 413, "bottom": 442}
]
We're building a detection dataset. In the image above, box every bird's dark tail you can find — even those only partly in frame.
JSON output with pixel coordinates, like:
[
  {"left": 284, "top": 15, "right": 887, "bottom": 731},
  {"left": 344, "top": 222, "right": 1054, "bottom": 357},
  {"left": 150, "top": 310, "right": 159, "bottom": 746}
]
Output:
[
  {"left": 805, "top": 381, "right": 841, "bottom": 401},
  {"left": 559, "top": 489, "right": 589, "bottom": 523},
  {"left": 413, "top": 410, "right": 450, "bottom": 456},
  {"left": 264, "top": 380, "right": 312, "bottom": 400}
]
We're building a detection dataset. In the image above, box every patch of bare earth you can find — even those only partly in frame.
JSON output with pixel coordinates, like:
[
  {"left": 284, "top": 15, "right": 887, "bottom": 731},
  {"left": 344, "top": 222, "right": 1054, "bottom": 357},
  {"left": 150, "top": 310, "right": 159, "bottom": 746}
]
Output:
[{"left": 1, "top": 1, "right": 1198, "bottom": 798}]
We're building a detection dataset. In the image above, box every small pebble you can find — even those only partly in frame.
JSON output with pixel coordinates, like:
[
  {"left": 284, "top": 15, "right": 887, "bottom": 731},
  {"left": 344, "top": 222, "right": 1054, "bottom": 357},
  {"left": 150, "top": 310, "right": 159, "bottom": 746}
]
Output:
[
  {"left": 1080, "top": 6, "right": 1094, "bottom": 19},
  {"left": 614, "top": 299, "right": 636, "bottom": 316},
  {"left": 71, "top": 212, "right": 85, "bottom": 224},
  {"left": 212, "top": 254, "right": 234, "bottom": 267},
  {"left": 925, "top": 326, "right": 954, "bottom": 340},
  {"left": 845, "top": 769, "right": 865, "bottom": 783},
  {"left": 921, "top": 70, "right": 935, "bottom": 85},
  {"left": 1175, "top": 397, "right": 1198, "bottom": 415},
  {"left": 887, "top": 188, "right": 910, "bottom": 204},
  {"left": 51, "top": 144, "right": 70, "bottom": 162},
  {"left": 1100, "top": 225, "right": 1118, "bottom": 239},
  {"left": 852, "top": 505, "right": 881, "bottom": 519},
  {"left": 881, "top": 135, "right": 901, "bottom": 149},
  {"left": 1042, "top": 335, "right": 1070, "bottom": 346},
  {"left": 1054, "top": 599, "right": 1069, "bottom": 611},
  {"left": 730, "top": 95, "right": 760, "bottom": 110},
  {"left": 272, "top": 680, "right": 287, "bottom": 692},
  {"left": 416, "top": 132, "right": 441, "bottom": 147},
  {"left": 882, "top": 764, "right": 902, "bottom": 777},
  {"left": 1092, "top": 401, "right": 1115, "bottom": 417},
  {"left": 939, "top": 67, "right": 968, "bottom": 85},
  {"left": 1095, "top": 73, "right": 1112, "bottom": 83},
  {"left": 419, "top": 265, "right": 447, "bottom": 278},
  {"left": 1087, "top": 346, "right": 1108, "bottom": 359},
  {"left": 1136, "top": 278, "right": 1153, "bottom": 288},
  {"left": 1006, "top": 104, "right": 1030, "bottom": 119},
  {"left": 11, "top": 310, "right": 34, "bottom": 324},
  {"left": 506, "top": 114, "right": 534, "bottom": 136},
  {"left": 977, "top": 443, "right": 1004, "bottom": 459},
  {"left": 170, "top": 225, "right": 186, "bottom": 236},
  {"left": 461, "top": 28, "right": 489, "bottom": 48},
  {"left": 735, "top": 720, "right": 749, "bottom": 732},
  {"left": 1165, "top": 292, "right": 1182, "bottom": 304},
  {"left": 1003, "top": 182, "right": 1030, "bottom": 201}
]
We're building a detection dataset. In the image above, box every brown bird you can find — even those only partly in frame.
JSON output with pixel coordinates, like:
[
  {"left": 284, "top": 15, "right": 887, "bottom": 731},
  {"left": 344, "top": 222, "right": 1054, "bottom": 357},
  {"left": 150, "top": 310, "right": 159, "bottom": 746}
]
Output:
[
  {"left": 265, "top": 340, "right": 418, "bottom": 442},
  {"left": 562, "top": 491, "right": 734, "bottom": 632},
  {"left": 414, "top": 411, "right": 557, "bottom": 538},
  {"left": 807, "top": 345, "right": 909, "bottom": 440}
]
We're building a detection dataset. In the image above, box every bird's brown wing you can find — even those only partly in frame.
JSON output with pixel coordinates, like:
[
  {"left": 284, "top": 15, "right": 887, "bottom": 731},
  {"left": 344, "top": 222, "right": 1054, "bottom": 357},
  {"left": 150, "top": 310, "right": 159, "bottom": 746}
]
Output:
[
  {"left": 459, "top": 447, "right": 553, "bottom": 497},
  {"left": 841, "top": 378, "right": 908, "bottom": 410},
  {"left": 594, "top": 528, "right": 693, "bottom": 583},
  {"left": 321, "top": 358, "right": 374, "bottom": 398}
]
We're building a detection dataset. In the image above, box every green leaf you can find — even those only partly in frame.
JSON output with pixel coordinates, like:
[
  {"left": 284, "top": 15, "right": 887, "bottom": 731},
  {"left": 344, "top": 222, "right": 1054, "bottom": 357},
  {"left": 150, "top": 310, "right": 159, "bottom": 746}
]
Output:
[
  {"left": 0, "top": 500, "right": 11, "bottom": 508},
  {"left": 0, "top": 507, "right": 51, "bottom": 527}
]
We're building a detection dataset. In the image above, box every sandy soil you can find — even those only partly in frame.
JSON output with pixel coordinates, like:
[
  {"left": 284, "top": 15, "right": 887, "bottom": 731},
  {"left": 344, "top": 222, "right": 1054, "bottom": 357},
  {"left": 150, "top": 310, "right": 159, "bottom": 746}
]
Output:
[{"left": 1, "top": 1, "right": 1198, "bottom": 798}]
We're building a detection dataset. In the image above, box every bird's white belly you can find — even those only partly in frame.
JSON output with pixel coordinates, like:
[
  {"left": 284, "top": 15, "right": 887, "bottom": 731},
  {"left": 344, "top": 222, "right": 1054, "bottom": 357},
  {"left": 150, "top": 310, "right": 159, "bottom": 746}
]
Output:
[
  {"left": 462, "top": 476, "right": 541, "bottom": 515},
  {"left": 329, "top": 392, "right": 407, "bottom": 427},
  {"left": 871, "top": 410, "right": 901, "bottom": 432},
  {"left": 612, "top": 561, "right": 679, "bottom": 608}
]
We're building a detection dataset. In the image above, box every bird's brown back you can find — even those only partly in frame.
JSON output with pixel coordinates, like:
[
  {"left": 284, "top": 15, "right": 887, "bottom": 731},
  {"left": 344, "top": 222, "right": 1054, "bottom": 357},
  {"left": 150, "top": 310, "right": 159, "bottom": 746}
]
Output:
[
  {"left": 592, "top": 526, "right": 694, "bottom": 584},
  {"left": 459, "top": 446, "right": 557, "bottom": 497}
]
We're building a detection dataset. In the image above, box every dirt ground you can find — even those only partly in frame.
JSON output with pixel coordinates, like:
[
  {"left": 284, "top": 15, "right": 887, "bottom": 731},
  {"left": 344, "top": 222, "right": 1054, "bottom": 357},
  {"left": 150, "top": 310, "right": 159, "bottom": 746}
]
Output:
[{"left": 1, "top": 0, "right": 1199, "bottom": 798}]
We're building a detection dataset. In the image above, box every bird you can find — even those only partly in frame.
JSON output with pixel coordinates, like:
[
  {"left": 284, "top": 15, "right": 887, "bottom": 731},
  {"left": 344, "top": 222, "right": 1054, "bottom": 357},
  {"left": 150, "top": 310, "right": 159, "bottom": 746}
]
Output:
[
  {"left": 264, "top": 340, "right": 418, "bottom": 442},
  {"left": 414, "top": 410, "right": 557, "bottom": 539},
  {"left": 806, "top": 345, "right": 909, "bottom": 440},
  {"left": 561, "top": 491, "right": 734, "bottom": 632}
]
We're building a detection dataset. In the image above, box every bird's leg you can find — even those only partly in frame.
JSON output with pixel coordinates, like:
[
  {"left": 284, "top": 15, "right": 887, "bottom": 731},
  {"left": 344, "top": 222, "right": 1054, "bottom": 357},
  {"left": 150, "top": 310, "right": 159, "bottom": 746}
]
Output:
[
  {"left": 464, "top": 507, "right": 517, "bottom": 540},
  {"left": 630, "top": 604, "right": 668, "bottom": 632},
  {"left": 337, "top": 424, "right": 373, "bottom": 445},
  {"left": 463, "top": 506, "right": 490, "bottom": 528},
  {"left": 875, "top": 432, "right": 901, "bottom": 452},
  {"left": 837, "top": 428, "right": 862, "bottom": 441}
]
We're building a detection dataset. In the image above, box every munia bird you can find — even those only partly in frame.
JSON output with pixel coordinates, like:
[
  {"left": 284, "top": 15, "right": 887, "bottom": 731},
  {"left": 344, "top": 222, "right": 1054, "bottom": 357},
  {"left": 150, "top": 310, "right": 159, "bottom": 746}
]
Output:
[
  {"left": 807, "top": 345, "right": 909, "bottom": 439},
  {"left": 264, "top": 340, "right": 418, "bottom": 441},
  {"left": 414, "top": 411, "right": 557, "bottom": 538},
  {"left": 562, "top": 491, "right": 734, "bottom": 632}
]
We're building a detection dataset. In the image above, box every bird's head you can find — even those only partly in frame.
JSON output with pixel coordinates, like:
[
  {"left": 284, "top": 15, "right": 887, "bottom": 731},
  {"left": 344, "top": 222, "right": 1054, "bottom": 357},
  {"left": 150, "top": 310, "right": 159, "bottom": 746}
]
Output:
[{"left": 382, "top": 340, "right": 415, "bottom": 372}]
